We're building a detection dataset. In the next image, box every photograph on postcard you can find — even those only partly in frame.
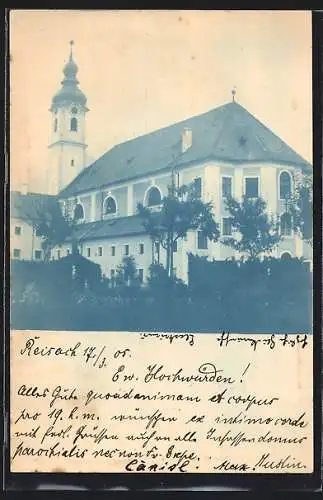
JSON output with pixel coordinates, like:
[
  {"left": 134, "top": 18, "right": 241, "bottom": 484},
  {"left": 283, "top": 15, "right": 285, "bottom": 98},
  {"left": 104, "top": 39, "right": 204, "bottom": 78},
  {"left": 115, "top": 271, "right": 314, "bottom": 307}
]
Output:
[{"left": 8, "top": 10, "right": 314, "bottom": 476}]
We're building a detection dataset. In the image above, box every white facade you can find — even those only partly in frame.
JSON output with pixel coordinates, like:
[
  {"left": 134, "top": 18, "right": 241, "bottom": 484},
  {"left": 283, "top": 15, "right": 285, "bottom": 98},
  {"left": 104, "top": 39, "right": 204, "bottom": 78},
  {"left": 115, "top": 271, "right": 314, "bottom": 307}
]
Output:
[
  {"left": 54, "top": 158, "right": 312, "bottom": 284},
  {"left": 10, "top": 217, "right": 44, "bottom": 262},
  {"left": 47, "top": 104, "right": 88, "bottom": 195}
]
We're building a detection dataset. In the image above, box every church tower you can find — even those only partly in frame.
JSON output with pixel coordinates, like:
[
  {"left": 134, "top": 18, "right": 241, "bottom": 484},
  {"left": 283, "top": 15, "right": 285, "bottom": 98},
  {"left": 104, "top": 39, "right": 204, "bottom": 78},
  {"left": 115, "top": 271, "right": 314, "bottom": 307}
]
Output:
[{"left": 47, "top": 41, "right": 88, "bottom": 195}]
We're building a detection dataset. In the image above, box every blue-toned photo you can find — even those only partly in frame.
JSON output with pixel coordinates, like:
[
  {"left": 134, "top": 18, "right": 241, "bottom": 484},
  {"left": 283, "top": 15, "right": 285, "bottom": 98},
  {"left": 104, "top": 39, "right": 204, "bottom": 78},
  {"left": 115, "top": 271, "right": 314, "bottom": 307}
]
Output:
[{"left": 10, "top": 11, "right": 313, "bottom": 333}]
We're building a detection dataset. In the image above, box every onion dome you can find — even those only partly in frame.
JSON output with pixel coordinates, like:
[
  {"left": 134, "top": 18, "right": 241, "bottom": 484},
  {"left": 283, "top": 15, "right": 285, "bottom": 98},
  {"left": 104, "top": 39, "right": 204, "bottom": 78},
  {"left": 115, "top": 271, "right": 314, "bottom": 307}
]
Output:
[{"left": 51, "top": 41, "right": 87, "bottom": 110}]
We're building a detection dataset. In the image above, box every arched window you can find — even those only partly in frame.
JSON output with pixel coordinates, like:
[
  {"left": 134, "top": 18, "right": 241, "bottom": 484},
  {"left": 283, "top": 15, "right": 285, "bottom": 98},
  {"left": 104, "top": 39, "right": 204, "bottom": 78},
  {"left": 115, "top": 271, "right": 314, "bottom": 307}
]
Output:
[
  {"left": 70, "top": 117, "right": 78, "bottom": 132},
  {"left": 74, "top": 203, "right": 84, "bottom": 221},
  {"left": 281, "top": 252, "right": 292, "bottom": 260},
  {"left": 146, "top": 186, "right": 162, "bottom": 207},
  {"left": 279, "top": 171, "right": 292, "bottom": 199},
  {"left": 103, "top": 196, "right": 117, "bottom": 215},
  {"left": 280, "top": 212, "right": 292, "bottom": 236}
]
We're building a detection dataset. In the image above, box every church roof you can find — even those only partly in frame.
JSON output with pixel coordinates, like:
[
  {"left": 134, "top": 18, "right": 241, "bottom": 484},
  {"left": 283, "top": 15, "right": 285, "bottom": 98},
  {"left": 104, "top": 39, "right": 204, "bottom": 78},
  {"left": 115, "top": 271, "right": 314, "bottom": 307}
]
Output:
[
  {"left": 11, "top": 191, "right": 58, "bottom": 222},
  {"left": 65, "top": 215, "right": 146, "bottom": 242},
  {"left": 60, "top": 101, "right": 312, "bottom": 198}
]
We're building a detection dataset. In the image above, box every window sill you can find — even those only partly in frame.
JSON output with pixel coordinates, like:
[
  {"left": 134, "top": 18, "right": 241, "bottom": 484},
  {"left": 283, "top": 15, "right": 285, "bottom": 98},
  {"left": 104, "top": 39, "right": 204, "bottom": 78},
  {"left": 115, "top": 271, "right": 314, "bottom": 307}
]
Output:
[
  {"left": 103, "top": 212, "right": 118, "bottom": 220},
  {"left": 279, "top": 196, "right": 293, "bottom": 202},
  {"left": 146, "top": 205, "right": 162, "bottom": 212},
  {"left": 281, "top": 234, "right": 294, "bottom": 239}
]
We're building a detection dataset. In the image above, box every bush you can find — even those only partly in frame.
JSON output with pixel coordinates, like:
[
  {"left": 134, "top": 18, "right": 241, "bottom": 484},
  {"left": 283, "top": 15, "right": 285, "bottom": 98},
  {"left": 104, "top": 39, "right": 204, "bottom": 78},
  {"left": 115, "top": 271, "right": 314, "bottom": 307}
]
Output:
[
  {"left": 11, "top": 254, "right": 102, "bottom": 304},
  {"left": 10, "top": 255, "right": 312, "bottom": 334}
]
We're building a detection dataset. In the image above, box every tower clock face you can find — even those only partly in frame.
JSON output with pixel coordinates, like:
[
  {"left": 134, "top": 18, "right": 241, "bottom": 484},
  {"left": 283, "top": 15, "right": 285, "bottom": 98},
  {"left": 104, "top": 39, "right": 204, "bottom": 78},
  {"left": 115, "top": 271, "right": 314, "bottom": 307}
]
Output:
[{"left": 71, "top": 107, "right": 78, "bottom": 115}]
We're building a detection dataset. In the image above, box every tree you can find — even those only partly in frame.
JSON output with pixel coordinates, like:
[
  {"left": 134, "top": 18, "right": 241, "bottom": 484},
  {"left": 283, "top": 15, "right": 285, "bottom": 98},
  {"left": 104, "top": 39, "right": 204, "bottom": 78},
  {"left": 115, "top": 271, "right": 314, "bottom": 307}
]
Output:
[
  {"left": 138, "top": 183, "right": 220, "bottom": 278},
  {"left": 116, "top": 256, "right": 138, "bottom": 287},
  {"left": 289, "top": 177, "right": 313, "bottom": 246},
  {"left": 33, "top": 201, "right": 74, "bottom": 261},
  {"left": 222, "top": 195, "right": 280, "bottom": 261}
]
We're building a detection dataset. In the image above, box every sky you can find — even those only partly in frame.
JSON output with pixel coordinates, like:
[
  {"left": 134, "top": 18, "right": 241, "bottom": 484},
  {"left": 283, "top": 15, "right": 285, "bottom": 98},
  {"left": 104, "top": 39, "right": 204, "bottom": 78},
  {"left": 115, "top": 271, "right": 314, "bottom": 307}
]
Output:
[{"left": 10, "top": 10, "right": 312, "bottom": 193}]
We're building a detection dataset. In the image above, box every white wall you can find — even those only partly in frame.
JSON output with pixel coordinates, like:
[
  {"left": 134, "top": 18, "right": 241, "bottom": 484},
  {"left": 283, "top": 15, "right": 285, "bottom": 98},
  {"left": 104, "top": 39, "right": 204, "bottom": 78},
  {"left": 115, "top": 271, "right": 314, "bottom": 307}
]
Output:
[
  {"left": 48, "top": 143, "right": 87, "bottom": 195},
  {"left": 48, "top": 103, "right": 87, "bottom": 195},
  {"left": 54, "top": 159, "right": 312, "bottom": 276},
  {"left": 10, "top": 217, "right": 44, "bottom": 261}
]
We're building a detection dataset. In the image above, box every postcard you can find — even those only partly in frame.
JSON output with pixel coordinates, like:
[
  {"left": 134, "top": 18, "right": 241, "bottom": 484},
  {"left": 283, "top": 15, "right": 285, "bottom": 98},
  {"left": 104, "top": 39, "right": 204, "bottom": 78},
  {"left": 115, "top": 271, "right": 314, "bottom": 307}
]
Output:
[{"left": 8, "top": 10, "right": 314, "bottom": 479}]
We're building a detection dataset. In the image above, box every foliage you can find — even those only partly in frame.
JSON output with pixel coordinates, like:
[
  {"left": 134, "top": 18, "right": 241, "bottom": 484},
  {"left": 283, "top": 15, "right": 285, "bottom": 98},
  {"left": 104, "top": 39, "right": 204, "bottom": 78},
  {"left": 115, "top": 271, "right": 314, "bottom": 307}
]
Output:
[
  {"left": 148, "top": 263, "right": 171, "bottom": 288},
  {"left": 222, "top": 195, "right": 280, "bottom": 260},
  {"left": 188, "top": 253, "right": 312, "bottom": 310},
  {"left": 289, "top": 177, "right": 313, "bottom": 245},
  {"left": 116, "top": 256, "right": 140, "bottom": 287},
  {"left": 11, "top": 254, "right": 102, "bottom": 304},
  {"left": 12, "top": 255, "right": 312, "bottom": 334},
  {"left": 138, "top": 183, "right": 220, "bottom": 277},
  {"left": 33, "top": 201, "right": 74, "bottom": 260},
  {"left": 147, "top": 263, "right": 187, "bottom": 295}
]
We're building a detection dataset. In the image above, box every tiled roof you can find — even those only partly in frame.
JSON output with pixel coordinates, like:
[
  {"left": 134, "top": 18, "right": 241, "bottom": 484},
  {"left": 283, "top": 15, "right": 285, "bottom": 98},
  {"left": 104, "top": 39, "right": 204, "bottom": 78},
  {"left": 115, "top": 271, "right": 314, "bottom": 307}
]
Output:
[
  {"left": 60, "top": 101, "right": 312, "bottom": 198},
  {"left": 10, "top": 191, "right": 58, "bottom": 222},
  {"left": 65, "top": 215, "right": 147, "bottom": 243}
]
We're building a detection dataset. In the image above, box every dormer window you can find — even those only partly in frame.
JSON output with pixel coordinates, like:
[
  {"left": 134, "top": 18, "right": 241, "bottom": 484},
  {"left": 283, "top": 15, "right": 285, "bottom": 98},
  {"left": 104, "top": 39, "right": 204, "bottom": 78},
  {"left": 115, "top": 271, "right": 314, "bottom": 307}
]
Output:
[
  {"left": 145, "top": 186, "right": 162, "bottom": 207},
  {"left": 103, "top": 196, "right": 117, "bottom": 216},
  {"left": 70, "top": 117, "right": 78, "bottom": 132}
]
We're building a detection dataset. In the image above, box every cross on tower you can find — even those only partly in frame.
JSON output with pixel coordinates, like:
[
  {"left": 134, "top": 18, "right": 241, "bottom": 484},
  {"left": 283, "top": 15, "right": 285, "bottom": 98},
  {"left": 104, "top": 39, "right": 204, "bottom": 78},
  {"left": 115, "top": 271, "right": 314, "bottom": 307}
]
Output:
[
  {"left": 69, "top": 40, "right": 74, "bottom": 58},
  {"left": 232, "top": 87, "right": 236, "bottom": 102}
]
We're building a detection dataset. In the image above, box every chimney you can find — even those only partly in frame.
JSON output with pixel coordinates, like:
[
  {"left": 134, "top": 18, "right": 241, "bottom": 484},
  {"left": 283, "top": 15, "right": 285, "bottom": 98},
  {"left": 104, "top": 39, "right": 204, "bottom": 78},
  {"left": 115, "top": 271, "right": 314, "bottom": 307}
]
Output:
[{"left": 181, "top": 127, "right": 192, "bottom": 154}]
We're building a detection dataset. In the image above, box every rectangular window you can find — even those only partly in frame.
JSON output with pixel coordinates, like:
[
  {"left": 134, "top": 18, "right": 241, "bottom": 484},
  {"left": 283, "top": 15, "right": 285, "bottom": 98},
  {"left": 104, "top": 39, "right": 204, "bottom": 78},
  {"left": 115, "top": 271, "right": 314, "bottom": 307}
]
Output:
[
  {"left": 155, "top": 242, "right": 160, "bottom": 254},
  {"left": 194, "top": 177, "right": 202, "bottom": 198},
  {"left": 34, "top": 250, "right": 42, "bottom": 260},
  {"left": 13, "top": 248, "right": 21, "bottom": 259},
  {"left": 57, "top": 250, "right": 61, "bottom": 259},
  {"left": 98, "top": 246, "right": 103, "bottom": 257},
  {"left": 222, "top": 177, "right": 232, "bottom": 198},
  {"left": 197, "top": 231, "right": 208, "bottom": 250},
  {"left": 222, "top": 217, "right": 232, "bottom": 236},
  {"left": 138, "top": 269, "right": 144, "bottom": 284},
  {"left": 173, "top": 240, "right": 178, "bottom": 252},
  {"left": 66, "top": 249, "right": 70, "bottom": 256},
  {"left": 111, "top": 245, "right": 116, "bottom": 257},
  {"left": 245, "top": 177, "right": 259, "bottom": 198},
  {"left": 125, "top": 244, "right": 129, "bottom": 256},
  {"left": 87, "top": 247, "right": 91, "bottom": 258},
  {"left": 139, "top": 243, "right": 144, "bottom": 255},
  {"left": 14, "top": 226, "right": 21, "bottom": 236}
]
